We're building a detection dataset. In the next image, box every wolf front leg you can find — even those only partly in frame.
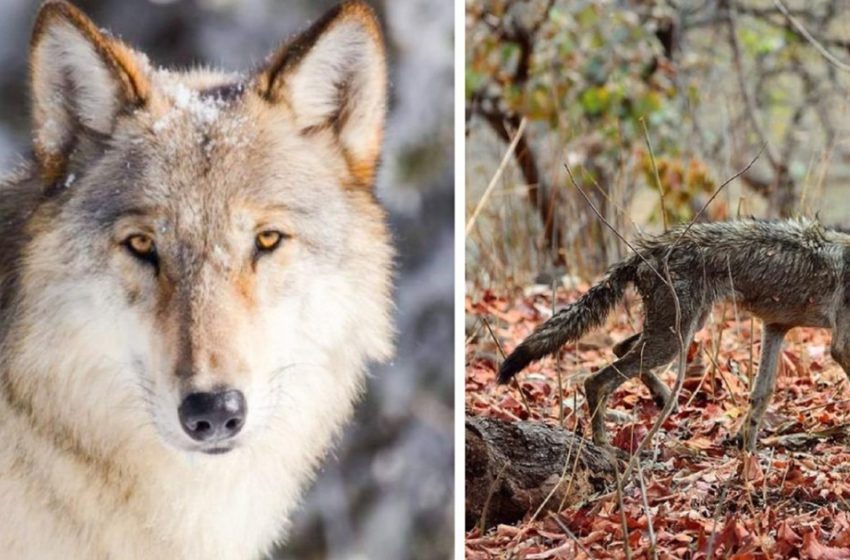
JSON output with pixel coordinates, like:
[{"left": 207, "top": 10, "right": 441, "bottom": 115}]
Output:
[
  {"left": 829, "top": 317, "right": 850, "bottom": 381},
  {"left": 738, "top": 323, "right": 789, "bottom": 452}
]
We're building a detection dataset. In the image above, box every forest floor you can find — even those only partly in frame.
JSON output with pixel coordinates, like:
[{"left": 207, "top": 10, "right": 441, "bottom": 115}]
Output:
[{"left": 465, "top": 286, "right": 850, "bottom": 559}]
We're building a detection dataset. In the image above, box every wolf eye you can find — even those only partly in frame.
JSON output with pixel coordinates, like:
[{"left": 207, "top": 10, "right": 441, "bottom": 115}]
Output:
[
  {"left": 255, "top": 230, "right": 285, "bottom": 253},
  {"left": 124, "top": 234, "right": 158, "bottom": 266}
]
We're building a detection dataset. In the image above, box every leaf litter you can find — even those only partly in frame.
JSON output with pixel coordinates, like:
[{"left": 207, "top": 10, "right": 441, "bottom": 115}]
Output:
[{"left": 466, "top": 288, "right": 850, "bottom": 559}]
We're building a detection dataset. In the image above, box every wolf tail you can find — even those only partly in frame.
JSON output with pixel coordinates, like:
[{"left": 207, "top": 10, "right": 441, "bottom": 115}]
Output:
[{"left": 497, "top": 257, "right": 638, "bottom": 384}]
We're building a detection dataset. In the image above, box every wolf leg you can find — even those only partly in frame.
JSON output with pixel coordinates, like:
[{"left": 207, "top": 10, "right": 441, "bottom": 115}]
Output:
[
  {"left": 613, "top": 333, "right": 640, "bottom": 357},
  {"left": 829, "top": 315, "right": 850, "bottom": 380},
  {"left": 585, "top": 329, "right": 684, "bottom": 446},
  {"left": 613, "top": 306, "right": 710, "bottom": 410},
  {"left": 737, "top": 323, "right": 788, "bottom": 452},
  {"left": 640, "top": 370, "right": 672, "bottom": 409},
  {"left": 585, "top": 275, "right": 706, "bottom": 446},
  {"left": 614, "top": 332, "right": 672, "bottom": 409}
]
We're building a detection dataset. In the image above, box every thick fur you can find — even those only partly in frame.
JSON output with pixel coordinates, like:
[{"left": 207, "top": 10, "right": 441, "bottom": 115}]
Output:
[
  {"left": 499, "top": 219, "right": 850, "bottom": 451},
  {"left": 0, "top": 1, "right": 393, "bottom": 559},
  {"left": 497, "top": 259, "right": 636, "bottom": 383}
]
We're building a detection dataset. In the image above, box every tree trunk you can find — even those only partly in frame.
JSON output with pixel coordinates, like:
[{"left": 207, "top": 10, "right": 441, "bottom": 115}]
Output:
[
  {"left": 465, "top": 416, "right": 615, "bottom": 530},
  {"left": 480, "top": 112, "right": 567, "bottom": 267}
]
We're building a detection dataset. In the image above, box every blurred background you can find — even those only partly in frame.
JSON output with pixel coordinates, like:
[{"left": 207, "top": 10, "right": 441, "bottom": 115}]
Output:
[
  {"left": 466, "top": 0, "right": 850, "bottom": 293},
  {"left": 0, "top": 0, "right": 454, "bottom": 558}
]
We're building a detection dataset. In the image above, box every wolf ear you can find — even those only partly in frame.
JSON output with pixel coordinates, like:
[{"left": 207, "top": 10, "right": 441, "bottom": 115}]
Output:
[
  {"left": 256, "top": 1, "right": 387, "bottom": 187},
  {"left": 30, "top": 0, "right": 149, "bottom": 181}
]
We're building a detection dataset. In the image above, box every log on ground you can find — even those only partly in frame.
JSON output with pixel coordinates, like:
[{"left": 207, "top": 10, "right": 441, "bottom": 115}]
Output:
[{"left": 465, "top": 416, "right": 615, "bottom": 530}]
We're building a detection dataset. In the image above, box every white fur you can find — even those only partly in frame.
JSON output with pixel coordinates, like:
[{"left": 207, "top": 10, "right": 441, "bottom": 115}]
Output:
[
  {"left": 31, "top": 20, "right": 126, "bottom": 155},
  {"left": 0, "top": 3, "right": 392, "bottom": 559},
  {"left": 0, "top": 199, "right": 391, "bottom": 559},
  {"left": 285, "top": 19, "right": 387, "bottom": 163}
]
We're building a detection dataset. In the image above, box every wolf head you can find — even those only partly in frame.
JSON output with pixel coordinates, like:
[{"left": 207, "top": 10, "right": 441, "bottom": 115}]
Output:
[{"left": 3, "top": 0, "right": 393, "bottom": 462}]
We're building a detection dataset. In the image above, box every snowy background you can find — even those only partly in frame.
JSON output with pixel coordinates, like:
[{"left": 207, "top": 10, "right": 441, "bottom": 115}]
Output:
[{"left": 0, "top": 0, "right": 454, "bottom": 558}]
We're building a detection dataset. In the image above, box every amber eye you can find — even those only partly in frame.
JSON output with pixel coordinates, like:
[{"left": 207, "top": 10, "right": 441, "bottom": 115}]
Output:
[
  {"left": 124, "top": 234, "right": 158, "bottom": 268},
  {"left": 255, "top": 230, "right": 285, "bottom": 252}
]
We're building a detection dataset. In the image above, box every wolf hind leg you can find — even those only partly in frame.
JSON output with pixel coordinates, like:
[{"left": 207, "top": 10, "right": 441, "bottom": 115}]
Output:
[
  {"left": 640, "top": 369, "right": 672, "bottom": 409},
  {"left": 613, "top": 332, "right": 671, "bottom": 410},
  {"left": 737, "top": 323, "right": 788, "bottom": 452},
  {"left": 613, "top": 333, "right": 640, "bottom": 357},
  {"left": 585, "top": 328, "right": 687, "bottom": 446},
  {"left": 643, "top": 309, "right": 709, "bottom": 410},
  {"left": 585, "top": 277, "right": 707, "bottom": 446}
]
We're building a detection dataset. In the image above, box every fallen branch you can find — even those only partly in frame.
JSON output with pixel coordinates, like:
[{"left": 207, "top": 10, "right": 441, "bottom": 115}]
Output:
[{"left": 465, "top": 416, "right": 615, "bottom": 529}]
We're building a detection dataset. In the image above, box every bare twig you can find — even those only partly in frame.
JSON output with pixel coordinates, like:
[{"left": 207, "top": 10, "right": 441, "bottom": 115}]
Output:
[
  {"left": 641, "top": 117, "right": 668, "bottom": 231},
  {"left": 727, "top": 255, "right": 742, "bottom": 340},
  {"left": 799, "top": 398, "right": 850, "bottom": 415},
  {"left": 726, "top": 6, "right": 780, "bottom": 170},
  {"left": 558, "top": 415, "right": 593, "bottom": 511},
  {"left": 763, "top": 447, "right": 775, "bottom": 506},
  {"left": 748, "top": 316, "right": 756, "bottom": 390},
  {"left": 482, "top": 315, "right": 531, "bottom": 415},
  {"left": 466, "top": 118, "right": 528, "bottom": 236},
  {"left": 551, "top": 514, "right": 595, "bottom": 558},
  {"left": 772, "top": 0, "right": 850, "bottom": 73},
  {"left": 528, "top": 430, "right": 577, "bottom": 523},
  {"left": 670, "top": 146, "right": 765, "bottom": 250},
  {"left": 564, "top": 164, "right": 666, "bottom": 286},
  {"left": 478, "top": 460, "right": 510, "bottom": 533},
  {"left": 612, "top": 460, "right": 634, "bottom": 560},
  {"left": 481, "top": 315, "right": 508, "bottom": 359},
  {"left": 635, "top": 458, "right": 658, "bottom": 560},
  {"left": 553, "top": 278, "right": 566, "bottom": 426},
  {"left": 705, "top": 473, "right": 733, "bottom": 560}
]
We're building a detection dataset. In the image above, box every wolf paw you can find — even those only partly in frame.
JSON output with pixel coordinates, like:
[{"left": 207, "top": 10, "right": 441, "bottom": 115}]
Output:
[
  {"left": 653, "top": 392, "right": 674, "bottom": 411},
  {"left": 724, "top": 432, "right": 743, "bottom": 449},
  {"left": 724, "top": 431, "right": 756, "bottom": 452}
]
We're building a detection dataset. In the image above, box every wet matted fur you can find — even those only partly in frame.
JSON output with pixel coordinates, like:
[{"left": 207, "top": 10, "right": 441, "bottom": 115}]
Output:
[
  {"left": 0, "top": 1, "right": 393, "bottom": 558},
  {"left": 499, "top": 219, "right": 850, "bottom": 452}
]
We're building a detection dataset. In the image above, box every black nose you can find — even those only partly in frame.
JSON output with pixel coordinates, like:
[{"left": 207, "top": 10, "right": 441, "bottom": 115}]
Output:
[{"left": 178, "top": 389, "right": 246, "bottom": 443}]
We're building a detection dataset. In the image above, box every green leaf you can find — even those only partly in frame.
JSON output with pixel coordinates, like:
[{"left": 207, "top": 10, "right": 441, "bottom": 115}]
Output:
[
  {"left": 580, "top": 86, "right": 610, "bottom": 116},
  {"left": 465, "top": 69, "right": 487, "bottom": 99}
]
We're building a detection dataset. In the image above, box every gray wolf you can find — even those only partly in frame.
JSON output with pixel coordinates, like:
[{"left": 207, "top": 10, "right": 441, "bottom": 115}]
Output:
[
  {"left": 0, "top": 1, "right": 393, "bottom": 558},
  {"left": 498, "top": 219, "right": 850, "bottom": 453}
]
